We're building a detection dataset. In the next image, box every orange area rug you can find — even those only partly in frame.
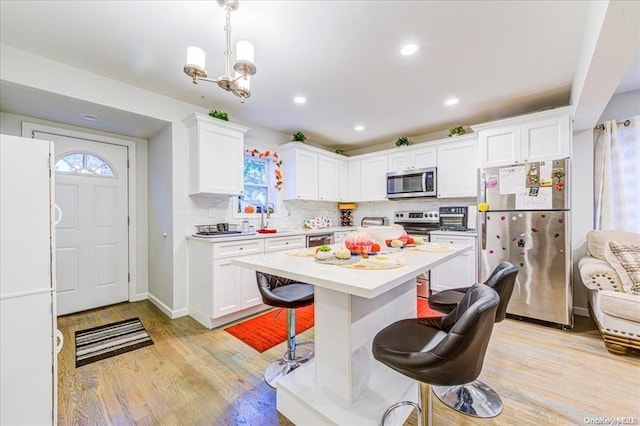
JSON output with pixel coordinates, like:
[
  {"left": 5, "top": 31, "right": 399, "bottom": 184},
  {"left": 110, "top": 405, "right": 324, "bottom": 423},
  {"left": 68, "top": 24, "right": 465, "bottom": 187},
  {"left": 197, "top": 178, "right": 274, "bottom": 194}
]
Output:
[{"left": 225, "top": 298, "right": 443, "bottom": 353}]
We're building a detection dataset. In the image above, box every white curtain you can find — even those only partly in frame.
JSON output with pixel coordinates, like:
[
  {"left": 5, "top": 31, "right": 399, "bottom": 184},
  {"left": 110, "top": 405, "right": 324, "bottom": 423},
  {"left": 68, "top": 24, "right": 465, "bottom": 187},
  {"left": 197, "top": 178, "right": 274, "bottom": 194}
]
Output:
[{"left": 594, "top": 116, "right": 640, "bottom": 233}]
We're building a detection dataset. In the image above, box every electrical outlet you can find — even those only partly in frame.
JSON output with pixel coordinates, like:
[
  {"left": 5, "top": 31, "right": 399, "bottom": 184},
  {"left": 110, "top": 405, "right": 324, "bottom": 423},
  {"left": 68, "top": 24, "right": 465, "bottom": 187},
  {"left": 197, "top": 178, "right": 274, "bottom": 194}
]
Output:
[{"left": 208, "top": 208, "right": 216, "bottom": 218}]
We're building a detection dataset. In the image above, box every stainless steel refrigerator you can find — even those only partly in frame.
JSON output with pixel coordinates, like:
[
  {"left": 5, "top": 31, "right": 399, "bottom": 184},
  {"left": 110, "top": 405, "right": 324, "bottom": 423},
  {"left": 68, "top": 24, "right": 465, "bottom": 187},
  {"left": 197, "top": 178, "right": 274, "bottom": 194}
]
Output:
[{"left": 478, "top": 158, "right": 573, "bottom": 327}]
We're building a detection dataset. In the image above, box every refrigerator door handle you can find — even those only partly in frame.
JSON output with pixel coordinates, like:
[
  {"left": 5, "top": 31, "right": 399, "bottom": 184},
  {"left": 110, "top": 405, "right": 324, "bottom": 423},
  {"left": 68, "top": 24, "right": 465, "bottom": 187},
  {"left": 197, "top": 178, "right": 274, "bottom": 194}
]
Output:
[
  {"left": 481, "top": 212, "right": 487, "bottom": 250},
  {"left": 478, "top": 169, "right": 486, "bottom": 204}
]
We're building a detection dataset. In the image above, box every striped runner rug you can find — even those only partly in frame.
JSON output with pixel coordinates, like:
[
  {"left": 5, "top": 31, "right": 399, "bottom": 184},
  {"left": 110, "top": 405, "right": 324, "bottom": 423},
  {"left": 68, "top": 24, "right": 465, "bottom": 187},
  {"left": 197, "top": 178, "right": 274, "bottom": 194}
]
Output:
[{"left": 75, "top": 317, "right": 153, "bottom": 367}]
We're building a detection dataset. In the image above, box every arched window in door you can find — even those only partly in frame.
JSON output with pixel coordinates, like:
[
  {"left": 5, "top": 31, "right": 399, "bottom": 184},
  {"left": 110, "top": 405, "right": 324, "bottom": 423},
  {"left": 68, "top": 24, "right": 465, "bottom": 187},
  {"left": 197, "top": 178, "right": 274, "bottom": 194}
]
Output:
[{"left": 54, "top": 152, "right": 116, "bottom": 177}]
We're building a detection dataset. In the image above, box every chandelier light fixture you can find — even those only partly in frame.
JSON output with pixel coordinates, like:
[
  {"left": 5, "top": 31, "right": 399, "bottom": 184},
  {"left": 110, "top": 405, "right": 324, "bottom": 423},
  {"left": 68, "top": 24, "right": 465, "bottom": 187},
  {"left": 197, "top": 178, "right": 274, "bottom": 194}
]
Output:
[{"left": 183, "top": 0, "right": 256, "bottom": 103}]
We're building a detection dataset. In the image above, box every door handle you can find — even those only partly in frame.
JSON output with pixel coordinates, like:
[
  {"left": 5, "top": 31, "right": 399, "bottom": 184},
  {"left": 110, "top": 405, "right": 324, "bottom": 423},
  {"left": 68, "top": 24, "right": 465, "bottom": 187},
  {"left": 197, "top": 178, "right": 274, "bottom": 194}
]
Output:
[
  {"left": 56, "top": 329, "right": 64, "bottom": 355},
  {"left": 54, "top": 204, "right": 63, "bottom": 226}
]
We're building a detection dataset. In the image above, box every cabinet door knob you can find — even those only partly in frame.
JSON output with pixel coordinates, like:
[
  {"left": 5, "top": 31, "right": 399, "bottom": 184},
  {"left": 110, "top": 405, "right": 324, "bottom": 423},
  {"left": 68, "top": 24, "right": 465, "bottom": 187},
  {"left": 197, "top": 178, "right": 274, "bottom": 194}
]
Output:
[{"left": 240, "top": 247, "right": 244, "bottom": 250}]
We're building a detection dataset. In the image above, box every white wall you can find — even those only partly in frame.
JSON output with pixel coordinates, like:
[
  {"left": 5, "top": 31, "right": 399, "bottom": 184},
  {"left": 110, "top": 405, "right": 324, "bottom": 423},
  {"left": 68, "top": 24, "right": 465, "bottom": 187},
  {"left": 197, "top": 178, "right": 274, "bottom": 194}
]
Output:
[
  {"left": 571, "top": 128, "right": 595, "bottom": 316},
  {"left": 147, "top": 124, "right": 175, "bottom": 314},
  {"left": 571, "top": 89, "right": 640, "bottom": 316},
  {"left": 598, "top": 89, "right": 640, "bottom": 122}
]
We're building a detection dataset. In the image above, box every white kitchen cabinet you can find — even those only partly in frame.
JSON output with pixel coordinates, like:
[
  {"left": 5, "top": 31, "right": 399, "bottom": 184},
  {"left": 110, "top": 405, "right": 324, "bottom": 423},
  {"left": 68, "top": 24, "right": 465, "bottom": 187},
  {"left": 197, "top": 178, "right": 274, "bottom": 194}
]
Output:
[
  {"left": 282, "top": 145, "right": 319, "bottom": 200},
  {"left": 282, "top": 144, "right": 346, "bottom": 202},
  {"left": 473, "top": 106, "right": 571, "bottom": 168},
  {"left": 183, "top": 112, "right": 249, "bottom": 195},
  {"left": 338, "top": 159, "right": 349, "bottom": 201},
  {"left": 437, "top": 135, "right": 479, "bottom": 198},
  {"left": 429, "top": 233, "right": 477, "bottom": 292},
  {"left": 333, "top": 230, "right": 352, "bottom": 244},
  {"left": 347, "top": 160, "right": 362, "bottom": 201},
  {"left": 188, "top": 238, "right": 267, "bottom": 328},
  {"left": 360, "top": 153, "right": 389, "bottom": 201},
  {"left": 264, "top": 235, "right": 306, "bottom": 252},
  {"left": 318, "top": 154, "right": 340, "bottom": 201},
  {"left": 213, "top": 258, "right": 261, "bottom": 317},
  {"left": 388, "top": 145, "right": 437, "bottom": 171},
  {"left": 1, "top": 135, "right": 57, "bottom": 425}
]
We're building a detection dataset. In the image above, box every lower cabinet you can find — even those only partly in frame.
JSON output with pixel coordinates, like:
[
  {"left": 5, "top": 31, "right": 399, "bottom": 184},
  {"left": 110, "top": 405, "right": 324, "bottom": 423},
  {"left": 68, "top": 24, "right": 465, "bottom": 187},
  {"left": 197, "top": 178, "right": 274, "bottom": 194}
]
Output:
[
  {"left": 212, "top": 258, "right": 262, "bottom": 318},
  {"left": 188, "top": 234, "right": 306, "bottom": 328},
  {"left": 188, "top": 238, "right": 267, "bottom": 329},
  {"left": 264, "top": 235, "right": 306, "bottom": 252},
  {"left": 429, "top": 233, "right": 477, "bottom": 292}
]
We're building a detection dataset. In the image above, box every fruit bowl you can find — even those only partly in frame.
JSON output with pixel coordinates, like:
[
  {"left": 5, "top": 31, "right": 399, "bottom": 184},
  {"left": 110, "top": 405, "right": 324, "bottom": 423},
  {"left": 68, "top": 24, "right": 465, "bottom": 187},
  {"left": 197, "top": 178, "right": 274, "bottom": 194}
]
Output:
[{"left": 344, "top": 230, "right": 373, "bottom": 255}]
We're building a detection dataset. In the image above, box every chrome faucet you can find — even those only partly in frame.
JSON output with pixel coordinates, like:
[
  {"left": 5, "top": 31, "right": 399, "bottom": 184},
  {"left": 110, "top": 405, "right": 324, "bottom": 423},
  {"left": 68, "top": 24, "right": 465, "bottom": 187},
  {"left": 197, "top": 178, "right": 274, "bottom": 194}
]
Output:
[{"left": 260, "top": 203, "right": 274, "bottom": 229}]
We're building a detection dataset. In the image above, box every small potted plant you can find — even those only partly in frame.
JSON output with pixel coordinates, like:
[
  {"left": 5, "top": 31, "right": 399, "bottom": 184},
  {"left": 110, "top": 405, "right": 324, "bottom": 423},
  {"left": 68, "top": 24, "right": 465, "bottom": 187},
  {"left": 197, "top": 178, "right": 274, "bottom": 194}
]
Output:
[
  {"left": 292, "top": 131, "right": 307, "bottom": 142},
  {"left": 395, "top": 136, "right": 410, "bottom": 147},
  {"left": 334, "top": 149, "right": 346, "bottom": 156},
  {"left": 448, "top": 126, "right": 466, "bottom": 137},
  {"left": 209, "top": 110, "right": 229, "bottom": 121}
]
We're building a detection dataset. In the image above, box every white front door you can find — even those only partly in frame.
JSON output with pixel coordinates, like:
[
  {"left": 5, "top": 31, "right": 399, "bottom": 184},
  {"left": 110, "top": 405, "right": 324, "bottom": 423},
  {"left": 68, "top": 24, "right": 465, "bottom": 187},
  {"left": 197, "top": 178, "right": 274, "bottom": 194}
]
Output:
[{"left": 40, "top": 132, "right": 129, "bottom": 315}]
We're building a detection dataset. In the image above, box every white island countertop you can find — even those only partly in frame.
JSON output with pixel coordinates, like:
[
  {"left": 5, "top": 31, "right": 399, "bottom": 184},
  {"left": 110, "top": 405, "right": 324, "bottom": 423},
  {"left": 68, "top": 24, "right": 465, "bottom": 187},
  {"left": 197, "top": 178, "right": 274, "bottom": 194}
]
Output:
[
  {"left": 232, "top": 245, "right": 470, "bottom": 299},
  {"left": 232, "top": 244, "right": 471, "bottom": 425}
]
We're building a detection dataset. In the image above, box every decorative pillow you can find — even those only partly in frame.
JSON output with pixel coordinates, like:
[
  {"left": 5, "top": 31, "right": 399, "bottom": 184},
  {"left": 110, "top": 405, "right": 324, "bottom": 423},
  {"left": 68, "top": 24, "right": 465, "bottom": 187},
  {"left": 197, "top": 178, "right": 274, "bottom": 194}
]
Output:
[
  {"left": 604, "top": 241, "right": 640, "bottom": 295},
  {"left": 587, "top": 230, "right": 640, "bottom": 261}
]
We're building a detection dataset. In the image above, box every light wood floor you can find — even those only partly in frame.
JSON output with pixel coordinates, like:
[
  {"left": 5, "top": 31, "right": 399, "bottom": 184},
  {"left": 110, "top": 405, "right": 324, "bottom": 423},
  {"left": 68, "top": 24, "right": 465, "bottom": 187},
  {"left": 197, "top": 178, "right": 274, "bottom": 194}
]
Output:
[{"left": 57, "top": 301, "right": 640, "bottom": 425}]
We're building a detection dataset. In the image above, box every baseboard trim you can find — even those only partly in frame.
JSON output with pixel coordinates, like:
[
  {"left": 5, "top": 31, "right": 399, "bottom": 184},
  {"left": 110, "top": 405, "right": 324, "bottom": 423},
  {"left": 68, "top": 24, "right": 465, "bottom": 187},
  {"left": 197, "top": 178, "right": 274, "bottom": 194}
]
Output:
[
  {"left": 130, "top": 293, "right": 148, "bottom": 302},
  {"left": 147, "top": 293, "right": 188, "bottom": 319},
  {"left": 574, "top": 306, "right": 589, "bottom": 317}
]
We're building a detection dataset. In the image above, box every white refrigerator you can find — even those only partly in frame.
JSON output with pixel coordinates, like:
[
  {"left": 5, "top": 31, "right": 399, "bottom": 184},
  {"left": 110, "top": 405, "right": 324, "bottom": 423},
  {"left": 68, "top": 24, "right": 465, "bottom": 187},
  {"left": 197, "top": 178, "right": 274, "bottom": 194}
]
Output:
[{"left": 0, "top": 134, "right": 60, "bottom": 424}]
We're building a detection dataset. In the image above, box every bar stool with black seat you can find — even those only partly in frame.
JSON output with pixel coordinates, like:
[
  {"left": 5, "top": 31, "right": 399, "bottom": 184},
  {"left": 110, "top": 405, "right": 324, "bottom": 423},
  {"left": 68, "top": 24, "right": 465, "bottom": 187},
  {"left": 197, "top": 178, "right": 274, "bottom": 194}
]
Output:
[
  {"left": 372, "top": 283, "right": 500, "bottom": 426},
  {"left": 428, "top": 261, "right": 519, "bottom": 418},
  {"left": 255, "top": 271, "right": 315, "bottom": 388},
  {"left": 429, "top": 261, "right": 515, "bottom": 313}
]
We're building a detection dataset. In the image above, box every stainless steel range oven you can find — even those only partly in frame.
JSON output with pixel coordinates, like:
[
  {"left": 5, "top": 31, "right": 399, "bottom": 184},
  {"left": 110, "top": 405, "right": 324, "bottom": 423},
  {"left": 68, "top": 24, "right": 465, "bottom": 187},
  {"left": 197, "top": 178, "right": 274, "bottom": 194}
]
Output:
[{"left": 393, "top": 210, "right": 440, "bottom": 298}]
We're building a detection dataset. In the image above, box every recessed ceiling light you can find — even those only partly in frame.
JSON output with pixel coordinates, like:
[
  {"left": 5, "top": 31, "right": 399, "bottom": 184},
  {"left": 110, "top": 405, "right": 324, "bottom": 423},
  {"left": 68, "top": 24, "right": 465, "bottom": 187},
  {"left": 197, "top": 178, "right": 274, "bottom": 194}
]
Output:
[
  {"left": 293, "top": 96, "right": 307, "bottom": 104},
  {"left": 400, "top": 43, "right": 419, "bottom": 56},
  {"left": 79, "top": 113, "right": 101, "bottom": 121},
  {"left": 354, "top": 125, "right": 365, "bottom": 132},
  {"left": 444, "top": 98, "right": 459, "bottom": 106}
]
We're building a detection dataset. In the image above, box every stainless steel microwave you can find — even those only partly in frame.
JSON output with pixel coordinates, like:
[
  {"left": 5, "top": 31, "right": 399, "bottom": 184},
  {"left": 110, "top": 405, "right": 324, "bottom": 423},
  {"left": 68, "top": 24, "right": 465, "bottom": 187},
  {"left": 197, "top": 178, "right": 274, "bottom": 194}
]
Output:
[{"left": 386, "top": 167, "right": 437, "bottom": 199}]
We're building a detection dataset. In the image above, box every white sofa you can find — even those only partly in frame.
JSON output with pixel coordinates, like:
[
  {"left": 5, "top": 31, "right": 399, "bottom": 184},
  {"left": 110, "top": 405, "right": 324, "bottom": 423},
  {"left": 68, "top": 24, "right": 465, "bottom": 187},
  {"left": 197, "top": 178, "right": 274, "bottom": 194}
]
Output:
[{"left": 578, "top": 230, "right": 640, "bottom": 355}]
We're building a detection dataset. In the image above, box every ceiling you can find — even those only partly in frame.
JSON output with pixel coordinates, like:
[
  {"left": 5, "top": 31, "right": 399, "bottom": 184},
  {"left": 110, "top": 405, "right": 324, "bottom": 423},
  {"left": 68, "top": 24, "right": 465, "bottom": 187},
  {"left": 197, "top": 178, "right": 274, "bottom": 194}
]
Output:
[{"left": 1, "top": 1, "right": 639, "bottom": 149}]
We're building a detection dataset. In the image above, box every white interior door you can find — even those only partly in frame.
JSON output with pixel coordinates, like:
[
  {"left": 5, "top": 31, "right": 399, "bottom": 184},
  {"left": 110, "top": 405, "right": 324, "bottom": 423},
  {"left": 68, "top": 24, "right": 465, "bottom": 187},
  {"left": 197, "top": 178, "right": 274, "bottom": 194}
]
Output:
[{"left": 40, "top": 133, "right": 129, "bottom": 315}]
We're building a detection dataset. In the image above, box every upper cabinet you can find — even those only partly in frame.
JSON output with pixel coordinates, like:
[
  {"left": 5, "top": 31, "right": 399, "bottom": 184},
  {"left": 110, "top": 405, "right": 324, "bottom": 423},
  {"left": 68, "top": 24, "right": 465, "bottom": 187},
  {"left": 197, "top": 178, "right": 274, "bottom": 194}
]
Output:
[
  {"left": 281, "top": 143, "right": 346, "bottom": 202},
  {"left": 183, "top": 112, "right": 249, "bottom": 195},
  {"left": 318, "top": 155, "right": 342, "bottom": 201},
  {"left": 347, "top": 160, "right": 362, "bottom": 201},
  {"left": 388, "top": 145, "right": 437, "bottom": 171},
  {"left": 472, "top": 106, "right": 572, "bottom": 168},
  {"left": 282, "top": 145, "right": 318, "bottom": 200},
  {"left": 437, "top": 135, "right": 479, "bottom": 198},
  {"left": 360, "top": 153, "right": 389, "bottom": 201}
]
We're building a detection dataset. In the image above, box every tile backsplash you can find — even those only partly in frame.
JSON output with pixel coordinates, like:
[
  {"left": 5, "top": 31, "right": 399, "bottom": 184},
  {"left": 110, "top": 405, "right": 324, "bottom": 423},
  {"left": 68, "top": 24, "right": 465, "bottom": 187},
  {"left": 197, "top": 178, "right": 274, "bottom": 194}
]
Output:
[{"left": 186, "top": 195, "right": 476, "bottom": 234}]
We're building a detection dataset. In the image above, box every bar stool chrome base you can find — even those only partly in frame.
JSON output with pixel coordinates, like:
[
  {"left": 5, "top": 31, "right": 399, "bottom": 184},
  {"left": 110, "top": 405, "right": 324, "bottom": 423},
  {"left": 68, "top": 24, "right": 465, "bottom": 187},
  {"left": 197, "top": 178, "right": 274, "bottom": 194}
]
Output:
[
  {"left": 264, "top": 341, "right": 314, "bottom": 388},
  {"left": 432, "top": 380, "right": 503, "bottom": 418},
  {"left": 380, "top": 382, "right": 431, "bottom": 426}
]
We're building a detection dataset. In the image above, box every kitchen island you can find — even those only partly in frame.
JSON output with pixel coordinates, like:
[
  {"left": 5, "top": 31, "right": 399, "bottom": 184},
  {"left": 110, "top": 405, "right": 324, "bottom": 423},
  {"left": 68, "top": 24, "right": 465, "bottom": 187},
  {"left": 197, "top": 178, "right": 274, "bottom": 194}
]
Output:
[{"left": 232, "top": 244, "right": 470, "bottom": 425}]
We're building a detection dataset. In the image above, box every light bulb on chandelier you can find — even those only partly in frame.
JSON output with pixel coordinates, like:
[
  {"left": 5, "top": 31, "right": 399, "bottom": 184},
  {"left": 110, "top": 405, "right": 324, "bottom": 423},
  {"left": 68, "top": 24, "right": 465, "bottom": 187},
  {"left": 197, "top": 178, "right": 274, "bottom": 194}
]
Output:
[{"left": 183, "top": 0, "right": 256, "bottom": 103}]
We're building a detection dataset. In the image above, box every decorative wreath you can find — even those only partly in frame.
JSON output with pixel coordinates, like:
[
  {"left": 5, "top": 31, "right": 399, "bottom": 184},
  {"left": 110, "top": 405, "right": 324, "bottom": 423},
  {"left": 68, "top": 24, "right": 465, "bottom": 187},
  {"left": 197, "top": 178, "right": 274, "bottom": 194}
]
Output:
[{"left": 245, "top": 149, "right": 283, "bottom": 191}]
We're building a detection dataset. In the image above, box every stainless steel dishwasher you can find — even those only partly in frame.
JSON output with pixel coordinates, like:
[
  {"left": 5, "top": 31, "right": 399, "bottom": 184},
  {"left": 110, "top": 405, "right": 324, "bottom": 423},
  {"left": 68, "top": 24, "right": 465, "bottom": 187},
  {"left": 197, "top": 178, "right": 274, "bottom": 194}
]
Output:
[{"left": 306, "top": 233, "right": 334, "bottom": 248}]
